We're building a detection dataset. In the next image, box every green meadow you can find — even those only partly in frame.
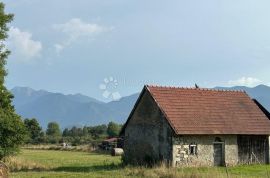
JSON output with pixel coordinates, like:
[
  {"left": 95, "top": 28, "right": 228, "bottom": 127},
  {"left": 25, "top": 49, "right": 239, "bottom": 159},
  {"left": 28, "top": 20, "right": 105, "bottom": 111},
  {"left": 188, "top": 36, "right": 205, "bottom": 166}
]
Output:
[{"left": 7, "top": 149, "right": 270, "bottom": 178}]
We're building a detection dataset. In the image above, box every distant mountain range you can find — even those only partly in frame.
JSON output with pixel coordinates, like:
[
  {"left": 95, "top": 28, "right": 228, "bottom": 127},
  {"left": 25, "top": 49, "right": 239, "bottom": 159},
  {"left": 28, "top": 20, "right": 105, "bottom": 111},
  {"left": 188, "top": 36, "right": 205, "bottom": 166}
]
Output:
[
  {"left": 11, "top": 87, "right": 139, "bottom": 128},
  {"left": 11, "top": 85, "right": 270, "bottom": 129}
]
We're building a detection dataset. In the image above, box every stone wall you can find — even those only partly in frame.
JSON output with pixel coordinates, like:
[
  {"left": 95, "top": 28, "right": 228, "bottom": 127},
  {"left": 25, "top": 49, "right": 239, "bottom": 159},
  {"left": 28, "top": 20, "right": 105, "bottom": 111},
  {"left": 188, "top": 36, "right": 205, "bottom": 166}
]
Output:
[
  {"left": 123, "top": 90, "right": 173, "bottom": 165},
  {"left": 172, "top": 135, "right": 238, "bottom": 167}
]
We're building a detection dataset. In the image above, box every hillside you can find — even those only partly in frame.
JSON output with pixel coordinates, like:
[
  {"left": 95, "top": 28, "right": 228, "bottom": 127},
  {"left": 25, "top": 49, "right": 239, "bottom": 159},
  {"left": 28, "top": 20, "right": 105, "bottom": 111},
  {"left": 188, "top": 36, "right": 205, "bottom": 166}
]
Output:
[{"left": 11, "top": 87, "right": 139, "bottom": 128}]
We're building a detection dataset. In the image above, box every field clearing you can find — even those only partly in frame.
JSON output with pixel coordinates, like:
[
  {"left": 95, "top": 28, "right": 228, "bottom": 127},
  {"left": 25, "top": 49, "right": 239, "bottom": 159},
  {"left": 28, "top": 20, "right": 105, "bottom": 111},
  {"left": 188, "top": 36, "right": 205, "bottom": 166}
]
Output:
[{"left": 7, "top": 149, "right": 270, "bottom": 178}]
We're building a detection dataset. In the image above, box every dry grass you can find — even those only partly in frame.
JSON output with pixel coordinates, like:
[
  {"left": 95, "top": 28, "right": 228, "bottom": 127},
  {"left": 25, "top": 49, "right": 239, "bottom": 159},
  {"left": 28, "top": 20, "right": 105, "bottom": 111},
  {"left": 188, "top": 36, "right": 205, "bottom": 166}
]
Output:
[
  {"left": 0, "top": 161, "right": 9, "bottom": 178},
  {"left": 4, "top": 156, "right": 50, "bottom": 172},
  {"left": 125, "top": 163, "right": 227, "bottom": 178},
  {"left": 23, "top": 144, "right": 94, "bottom": 152}
]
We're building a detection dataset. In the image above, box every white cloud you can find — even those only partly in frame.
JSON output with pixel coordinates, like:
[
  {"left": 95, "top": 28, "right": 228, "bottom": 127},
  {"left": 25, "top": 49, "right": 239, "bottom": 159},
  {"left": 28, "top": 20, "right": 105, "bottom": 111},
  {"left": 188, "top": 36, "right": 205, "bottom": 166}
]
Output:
[
  {"left": 54, "top": 44, "right": 64, "bottom": 54},
  {"left": 228, "top": 77, "right": 263, "bottom": 87},
  {"left": 53, "top": 18, "right": 113, "bottom": 53},
  {"left": 8, "top": 26, "right": 42, "bottom": 60}
]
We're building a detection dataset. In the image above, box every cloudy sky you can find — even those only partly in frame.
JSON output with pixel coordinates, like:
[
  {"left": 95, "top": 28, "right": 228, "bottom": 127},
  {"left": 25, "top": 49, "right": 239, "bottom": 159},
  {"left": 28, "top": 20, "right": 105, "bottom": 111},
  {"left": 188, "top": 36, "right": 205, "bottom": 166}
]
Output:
[{"left": 3, "top": 0, "right": 270, "bottom": 101}]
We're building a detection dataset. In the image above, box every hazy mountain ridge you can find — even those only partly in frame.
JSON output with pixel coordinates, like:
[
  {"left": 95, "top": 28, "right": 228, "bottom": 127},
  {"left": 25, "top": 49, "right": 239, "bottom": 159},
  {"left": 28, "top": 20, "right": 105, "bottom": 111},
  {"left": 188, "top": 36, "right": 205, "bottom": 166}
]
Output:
[
  {"left": 11, "top": 87, "right": 139, "bottom": 128},
  {"left": 11, "top": 85, "right": 269, "bottom": 129}
]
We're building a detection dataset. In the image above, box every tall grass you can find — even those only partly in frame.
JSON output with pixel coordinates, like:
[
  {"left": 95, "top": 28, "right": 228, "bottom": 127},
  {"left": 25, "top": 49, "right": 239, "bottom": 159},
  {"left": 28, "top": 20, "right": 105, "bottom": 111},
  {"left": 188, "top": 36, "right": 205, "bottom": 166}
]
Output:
[
  {"left": 23, "top": 144, "right": 94, "bottom": 152},
  {"left": 4, "top": 156, "right": 50, "bottom": 172},
  {"left": 0, "top": 161, "right": 9, "bottom": 178},
  {"left": 125, "top": 163, "right": 227, "bottom": 178}
]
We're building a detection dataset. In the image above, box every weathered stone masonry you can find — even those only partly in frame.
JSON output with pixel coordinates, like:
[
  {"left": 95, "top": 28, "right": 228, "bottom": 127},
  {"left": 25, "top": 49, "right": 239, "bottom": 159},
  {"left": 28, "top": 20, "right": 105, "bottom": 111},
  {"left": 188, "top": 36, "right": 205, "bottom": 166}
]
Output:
[{"left": 172, "top": 135, "right": 238, "bottom": 167}]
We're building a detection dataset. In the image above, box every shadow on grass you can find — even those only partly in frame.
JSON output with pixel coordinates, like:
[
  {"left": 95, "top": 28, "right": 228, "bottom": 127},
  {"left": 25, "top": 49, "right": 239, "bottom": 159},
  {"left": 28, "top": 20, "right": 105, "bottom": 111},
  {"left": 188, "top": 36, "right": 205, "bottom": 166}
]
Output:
[
  {"left": 11, "top": 167, "right": 50, "bottom": 172},
  {"left": 11, "top": 164, "right": 123, "bottom": 173},
  {"left": 52, "top": 163, "right": 123, "bottom": 172}
]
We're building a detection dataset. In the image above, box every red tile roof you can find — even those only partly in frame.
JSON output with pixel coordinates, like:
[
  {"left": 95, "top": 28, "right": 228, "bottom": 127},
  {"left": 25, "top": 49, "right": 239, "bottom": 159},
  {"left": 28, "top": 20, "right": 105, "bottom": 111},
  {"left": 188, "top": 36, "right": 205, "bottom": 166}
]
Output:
[{"left": 146, "top": 85, "right": 270, "bottom": 135}]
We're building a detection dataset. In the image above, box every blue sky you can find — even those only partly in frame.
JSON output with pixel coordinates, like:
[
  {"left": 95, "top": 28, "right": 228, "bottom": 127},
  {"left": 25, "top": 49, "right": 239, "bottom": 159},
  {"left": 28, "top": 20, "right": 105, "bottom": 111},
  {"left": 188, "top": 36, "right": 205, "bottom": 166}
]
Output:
[{"left": 3, "top": 0, "right": 270, "bottom": 101}]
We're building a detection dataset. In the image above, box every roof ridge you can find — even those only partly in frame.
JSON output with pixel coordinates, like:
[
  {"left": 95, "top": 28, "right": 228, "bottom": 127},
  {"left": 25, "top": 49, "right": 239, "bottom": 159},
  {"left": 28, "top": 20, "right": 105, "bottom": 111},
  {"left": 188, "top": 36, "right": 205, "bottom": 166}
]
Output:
[{"left": 145, "top": 84, "right": 245, "bottom": 93}]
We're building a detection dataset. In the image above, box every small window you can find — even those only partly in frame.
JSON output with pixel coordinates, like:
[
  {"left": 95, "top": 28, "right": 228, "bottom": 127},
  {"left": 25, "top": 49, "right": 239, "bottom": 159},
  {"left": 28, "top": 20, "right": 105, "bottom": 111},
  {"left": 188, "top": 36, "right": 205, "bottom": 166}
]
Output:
[{"left": 189, "top": 144, "right": 197, "bottom": 155}]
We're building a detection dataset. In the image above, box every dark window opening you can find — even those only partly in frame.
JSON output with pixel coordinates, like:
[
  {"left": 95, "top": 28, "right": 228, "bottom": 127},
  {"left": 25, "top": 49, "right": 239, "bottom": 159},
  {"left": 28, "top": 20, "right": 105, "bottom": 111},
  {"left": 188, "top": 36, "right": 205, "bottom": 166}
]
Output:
[
  {"left": 215, "top": 137, "right": 222, "bottom": 142},
  {"left": 189, "top": 144, "right": 197, "bottom": 155}
]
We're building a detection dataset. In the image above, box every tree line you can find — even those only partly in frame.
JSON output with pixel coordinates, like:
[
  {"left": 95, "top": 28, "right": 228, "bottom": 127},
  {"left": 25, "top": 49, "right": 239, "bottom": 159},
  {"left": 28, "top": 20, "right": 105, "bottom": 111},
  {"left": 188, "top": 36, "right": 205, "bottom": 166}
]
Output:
[{"left": 24, "top": 118, "right": 122, "bottom": 146}]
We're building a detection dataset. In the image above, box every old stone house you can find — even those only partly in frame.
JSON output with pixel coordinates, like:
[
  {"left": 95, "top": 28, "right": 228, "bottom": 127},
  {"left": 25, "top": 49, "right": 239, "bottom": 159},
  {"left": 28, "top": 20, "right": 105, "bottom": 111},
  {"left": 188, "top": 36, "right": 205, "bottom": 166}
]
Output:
[{"left": 121, "top": 85, "right": 270, "bottom": 167}]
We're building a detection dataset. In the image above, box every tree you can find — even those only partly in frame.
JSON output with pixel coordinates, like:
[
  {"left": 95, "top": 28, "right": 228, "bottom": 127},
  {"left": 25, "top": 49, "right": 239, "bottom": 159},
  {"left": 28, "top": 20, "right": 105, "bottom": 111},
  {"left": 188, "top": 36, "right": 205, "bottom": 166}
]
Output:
[
  {"left": 0, "top": 2, "right": 26, "bottom": 159},
  {"left": 38, "top": 131, "right": 46, "bottom": 143},
  {"left": 61, "top": 124, "right": 109, "bottom": 145},
  {"left": 89, "top": 124, "right": 107, "bottom": 138},
  {"left": 107, "top": 122, "right": 121, "bottom": 137},
  {"left": 62, "top": 128, "right": 69, "bottom": 137},
  {"left": 24, "top": 118, "right": 42, "bottom": 144},
  {"left": 46, "top": 122, "right": 61, "bottom": 144},
  {"left": 46, "top": 122, "right": 61, "bottom": 137}
]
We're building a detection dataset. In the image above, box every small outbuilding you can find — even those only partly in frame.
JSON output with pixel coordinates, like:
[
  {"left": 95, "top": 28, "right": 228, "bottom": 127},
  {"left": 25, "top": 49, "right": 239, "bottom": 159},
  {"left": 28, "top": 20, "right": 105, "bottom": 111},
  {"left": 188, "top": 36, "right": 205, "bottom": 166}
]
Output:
[
  {"left": 121, "top": 85, "right": 270, "bottom": 166},
  {"left": 99, "top": 137, "right": 118, "bottom": 150}
]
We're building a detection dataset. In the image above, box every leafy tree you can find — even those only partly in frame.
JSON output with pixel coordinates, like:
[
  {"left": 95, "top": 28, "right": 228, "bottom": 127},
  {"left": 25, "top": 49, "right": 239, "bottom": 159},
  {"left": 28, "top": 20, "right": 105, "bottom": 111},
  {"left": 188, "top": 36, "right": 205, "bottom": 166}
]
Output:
[
  {"left": 107, "top": 122, "right": 121, "bottom": 137},
  {"left": 62, "top": 124, "right": 108, "bottom": 145},
  {"left": 89, "top": 124, "right": 107, "bottom": 138},
  {"left": 46, "top": 122, "right": 61, "bottom": 137},
  {"left": 37, "top": 131, "right": 46, "bottom": 143},
  {"left": 24, "top": 118, "right": 42, "bottom": 144},
  {"left": 62, "top": 128, "right": 69, "bottom": 137},
  {"left": 0, "top": 2, "right": 26, "bottom": 159},
  {"left": 70, "top": 126, "right": 83, "bottom": 137},
  {"left": 46, "top": 122, "right": 61, "bottom": 144},
  {"left": 82, "top": 126, "right": 88, "bottom": 136}
]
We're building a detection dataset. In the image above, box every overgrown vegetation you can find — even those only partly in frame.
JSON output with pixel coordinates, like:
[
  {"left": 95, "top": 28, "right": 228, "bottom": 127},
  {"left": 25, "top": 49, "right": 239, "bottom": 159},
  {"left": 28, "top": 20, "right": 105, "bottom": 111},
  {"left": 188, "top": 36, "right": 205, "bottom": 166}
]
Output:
[{"left": 0, "top": 2, "right": 27, "bottom": 160}]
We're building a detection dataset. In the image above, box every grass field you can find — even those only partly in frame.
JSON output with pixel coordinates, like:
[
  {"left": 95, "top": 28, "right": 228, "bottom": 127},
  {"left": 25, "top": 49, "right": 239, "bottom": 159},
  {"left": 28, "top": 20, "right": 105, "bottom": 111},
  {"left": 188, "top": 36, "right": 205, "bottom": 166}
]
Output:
[{"left": 7, "top": 149, "right": 270, "bottom": 178}]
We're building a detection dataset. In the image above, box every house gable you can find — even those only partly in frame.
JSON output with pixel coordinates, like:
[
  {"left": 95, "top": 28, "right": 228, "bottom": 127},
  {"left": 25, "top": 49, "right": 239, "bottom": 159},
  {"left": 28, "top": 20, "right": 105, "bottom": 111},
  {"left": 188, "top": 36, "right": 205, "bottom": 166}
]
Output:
[
  {"left": 120, "top": 86, "right": 175, "bottom": 136},
  {"left": 123, "top": 87, "right": 174, "bottom": 164}
]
